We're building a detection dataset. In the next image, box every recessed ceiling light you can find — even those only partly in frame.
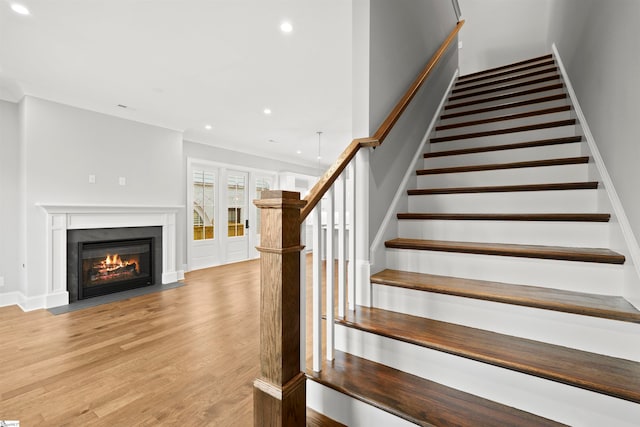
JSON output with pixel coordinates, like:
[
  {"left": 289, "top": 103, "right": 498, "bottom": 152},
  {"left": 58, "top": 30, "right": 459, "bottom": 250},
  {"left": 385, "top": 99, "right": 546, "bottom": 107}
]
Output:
[
  {"left": 263, "top": 108, "right": 272, "bottom": 115},
  {"left": 296, "top": 150, "right": 302, "bottom": 154},
  {"left": 205, "top": 124, "right": 212, "bottom": 130},
  {"left": 10, "top": 3, "right": 30, "bottom": 15},
  {"left": 280, "top": 22, "right": 293, "bottom": 33},
  {"left": 317, "top": 156, "right": 322, "bottom": 160}
]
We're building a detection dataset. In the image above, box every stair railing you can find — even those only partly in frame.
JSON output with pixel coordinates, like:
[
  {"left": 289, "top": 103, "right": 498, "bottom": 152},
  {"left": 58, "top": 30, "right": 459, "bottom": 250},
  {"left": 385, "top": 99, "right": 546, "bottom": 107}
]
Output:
[{"left": 253, "top": 20, "right": 464, "bottom": 426}]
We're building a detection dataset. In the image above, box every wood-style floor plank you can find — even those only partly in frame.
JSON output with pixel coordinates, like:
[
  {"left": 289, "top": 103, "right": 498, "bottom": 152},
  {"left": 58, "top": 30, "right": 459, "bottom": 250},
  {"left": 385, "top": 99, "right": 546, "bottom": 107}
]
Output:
[
  {"left": 385, "top": 238, "right": 626, "bottom": 264},
  {"left": 0, "top": 261, "right": 263, "bottom": 426},
  {"left": 371, "top": 269, "right": 640, "bottom": 323},
  {"left": 308, "top": 350, "right": 564, "bottom": 427},
  {"left": 338, "top": 306, "right": 640, "bottom": 404}
]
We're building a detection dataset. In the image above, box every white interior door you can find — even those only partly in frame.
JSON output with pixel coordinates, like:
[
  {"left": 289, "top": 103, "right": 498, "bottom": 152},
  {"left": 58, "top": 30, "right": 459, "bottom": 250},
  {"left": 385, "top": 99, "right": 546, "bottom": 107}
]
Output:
[
  {"left": 249, "top": 174, "right": 275, "bottom": 258},
  {"left": 188, "top": 164, "right": 220, "bottom": 270},
  {"left": 225, "top": 170, "right": 249, "bottom": 263}
]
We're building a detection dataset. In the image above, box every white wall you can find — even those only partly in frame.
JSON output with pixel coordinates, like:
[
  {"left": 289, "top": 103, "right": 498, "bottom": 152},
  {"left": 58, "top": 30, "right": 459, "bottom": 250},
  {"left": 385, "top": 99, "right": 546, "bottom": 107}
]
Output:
[
  {"left": 458, "top": 0, "right": 553, "bottom": 75},
  {"left": 547, "top": 0, "right": 640, "bottom": 250},
  {"left": 366, "top": 0, "right": 459, "bottom": 238},
  {"left": 21, "top": 96, "right": 184, "bottom": 302},
  {"left": 0, "top": 100, "right": 20, "bottom": 294}
]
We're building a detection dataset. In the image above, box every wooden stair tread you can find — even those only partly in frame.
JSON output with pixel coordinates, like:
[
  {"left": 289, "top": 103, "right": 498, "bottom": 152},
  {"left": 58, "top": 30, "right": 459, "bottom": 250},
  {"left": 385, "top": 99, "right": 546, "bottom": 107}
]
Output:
[
  {"left": 408, "top": 181, "right": 598, "bottom": 195},
  {"left": 307, "top": 408, "right": 346, "bottom": 427},
  {"left": 371, "top": 269, "right": 640, "bottom": 323},
  {"left": 451, "top": 66, "right": 558, "bottom": 94},
  {"left": 430, "top": 119, "right": 576, "bottom": 144},
  {"left": 440, "top": 94, "right": 568, "bottom": 120},
  {"left": 384, "top": 238, "right": 625, "bottom": 264},
  {"left": 424, "top": 136, "right": 582, "bottom": 158},
  {"left": 417, "top": 156, "right": 588, "bottom": 175},
  {"left": 397, "top": 212, "right": 610, "bottom": 222},
  {"left": 337, "top": 306, "right": 640, "bottom": 404},
  {"left": 449, "top": 75, "right": 561, "bottom": 101},
  {"left": 458, "top": 54, "right": 553, "bottom": 81},
  {"left": 445, "top": 83, "right": 564, "bottom": 110},
  {"left": 307, "top": 350, "right": 564, "bottom": 427},
  {"left": 436, "top": 105, "right": 571, "bottom": 131},
  {"left": 455, "top": 59, "right": 556, "bottom": 87}
]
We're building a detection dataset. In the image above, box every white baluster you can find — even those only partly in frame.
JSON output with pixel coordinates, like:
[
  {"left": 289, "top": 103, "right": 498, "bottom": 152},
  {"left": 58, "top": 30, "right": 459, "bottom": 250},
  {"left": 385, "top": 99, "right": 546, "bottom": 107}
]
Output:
[
  {"left": 348, "top": 163, "right": 356, "bottom": 311},
  {"left": 337, "top": 172, "right": 347, "bottom": 318},
  {"left": 299, "top": 220, "right": 307, "bottom": 372},
  {"left": 325, "top": 187, "right": 335, "bottom": 361},
  {"left": 312, "top": 205, "right": 322, "bottom": 372}
]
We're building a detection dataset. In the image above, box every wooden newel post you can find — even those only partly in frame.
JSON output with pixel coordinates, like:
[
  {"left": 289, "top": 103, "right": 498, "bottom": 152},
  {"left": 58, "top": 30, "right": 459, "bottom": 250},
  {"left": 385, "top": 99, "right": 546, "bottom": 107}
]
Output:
[{"left": 253, "top": 190, "right": 306, "bottom": 426}]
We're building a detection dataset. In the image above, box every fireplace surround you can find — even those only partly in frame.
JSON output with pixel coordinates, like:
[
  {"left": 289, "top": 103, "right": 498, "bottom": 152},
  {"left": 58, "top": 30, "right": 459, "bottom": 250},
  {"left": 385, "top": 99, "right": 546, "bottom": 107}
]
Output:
[{"left": 38, "top": 204, "right": 182, "bottom": 308}]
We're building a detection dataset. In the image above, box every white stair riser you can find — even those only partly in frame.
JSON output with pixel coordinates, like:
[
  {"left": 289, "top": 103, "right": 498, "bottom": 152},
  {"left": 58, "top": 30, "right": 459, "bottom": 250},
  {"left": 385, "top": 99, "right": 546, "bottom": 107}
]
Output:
[
  {"left": 385, "top": 248, "right": 625, "bottom": 294},
  {"left": 452, "top": 71, "right": 560, "bottom": 97},
  {"left": 417, "top": 163, "right": 589, "bottom": 188},
  {"left": 423, "top": 142, "right": 583, "bottom": 168},
  {"left": 307, "top": 381, "right": 414, "bottom": 427},
  {"left": 457, "top": 59, "right": 556, "bottom": 86},
  {"left": 439, "top": 98, "right": 569, "bottom": 126},
  {"left": 434, "top": 111, "right": 572, "bottom": 138},
  {"left": 445, "top": 88, "right": 566, "bottom": 113},
  {"left": 372, "top": 284, "right": 640, "bottom": 361},
  {"left": 336, "top": 326, "right": 640, "bottom": 427},
  {"left": 430, "top": 125, "right": 576, "bottom": 151},
  {"left": 448, "top": 79, "right": 562, "bottom": 104},
  {"left": 397, "top": 219, "right": 610, "bottom": 247},
  {"left": 408, "top": 189, "right": 599, "bottom": 213}
]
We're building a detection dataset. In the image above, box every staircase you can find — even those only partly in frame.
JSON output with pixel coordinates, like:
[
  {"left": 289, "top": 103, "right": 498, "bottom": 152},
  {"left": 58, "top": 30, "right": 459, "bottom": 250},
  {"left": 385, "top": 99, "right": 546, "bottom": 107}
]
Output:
[{"left": 307, "top": 54, "right": 640, "bottom": 426}]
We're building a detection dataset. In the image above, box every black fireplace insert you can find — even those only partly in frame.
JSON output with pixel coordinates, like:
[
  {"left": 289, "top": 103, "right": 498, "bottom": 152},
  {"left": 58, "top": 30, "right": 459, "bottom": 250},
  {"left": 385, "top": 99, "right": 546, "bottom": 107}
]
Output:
[{"left": 78, "top": 238, "right": 154, "bottom": 299}]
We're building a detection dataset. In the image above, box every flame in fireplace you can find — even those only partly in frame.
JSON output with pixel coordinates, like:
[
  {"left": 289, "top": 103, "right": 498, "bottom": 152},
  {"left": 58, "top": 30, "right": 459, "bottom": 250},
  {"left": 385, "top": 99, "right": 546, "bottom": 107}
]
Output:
[{"left": 101, "top": 254, "right": 139, "bottom": 273}]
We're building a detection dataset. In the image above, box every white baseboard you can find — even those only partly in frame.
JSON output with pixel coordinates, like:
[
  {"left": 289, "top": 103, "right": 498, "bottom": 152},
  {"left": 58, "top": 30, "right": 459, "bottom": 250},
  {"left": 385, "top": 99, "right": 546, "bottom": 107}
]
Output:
[
  {"left": 0, "top": 291, "right": 23, "bottom": 309},
  {"left": 370, "top": 68, "right": 459, "bottom": 272},
  {"left": 552, "top": 43, "right": 640, "bottom": 309}
]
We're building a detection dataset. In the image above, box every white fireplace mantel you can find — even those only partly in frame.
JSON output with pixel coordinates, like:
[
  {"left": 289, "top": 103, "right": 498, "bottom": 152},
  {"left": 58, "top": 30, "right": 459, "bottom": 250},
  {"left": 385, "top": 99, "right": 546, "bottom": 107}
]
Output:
[{"left": 37, "top": 203, "right": 184, "bottom": 308}]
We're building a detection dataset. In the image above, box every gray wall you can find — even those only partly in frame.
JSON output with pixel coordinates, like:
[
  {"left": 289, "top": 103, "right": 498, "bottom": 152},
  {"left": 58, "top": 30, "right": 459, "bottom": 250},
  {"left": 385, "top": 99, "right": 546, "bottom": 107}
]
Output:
[
  {"left": 367, "top": 0, "right": 459, "bottom": 238},
  {"left": 0, "top": 100, "right": 20, "bottom": 293},
  {"left": 183, "top": 140, "right": 322, "bottom": 177},
  {"left": 547, "top": 0, "right": 640, "bottom": 246},
  {"left": 21, "top": 96, "right": 184, "bottom": 299},
  {"left": 458, "top": 0, "right": 552, "bottom": 74}
]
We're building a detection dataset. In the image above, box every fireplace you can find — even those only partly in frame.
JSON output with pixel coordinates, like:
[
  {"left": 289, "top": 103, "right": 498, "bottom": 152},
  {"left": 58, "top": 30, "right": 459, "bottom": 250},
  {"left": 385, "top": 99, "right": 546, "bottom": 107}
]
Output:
[
  {"left": 67, "top": 226, "right": 163, "bottom": 302},
  {"left": 78, "top": 238, "right": 154, "bottom": 299}
]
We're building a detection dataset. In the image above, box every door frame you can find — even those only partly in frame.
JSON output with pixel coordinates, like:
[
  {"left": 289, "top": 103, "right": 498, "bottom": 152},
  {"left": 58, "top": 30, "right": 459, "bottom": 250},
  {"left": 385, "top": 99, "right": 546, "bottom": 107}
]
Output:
[{"left": 186, "top": 157, "right": 278, "bottom": 271}]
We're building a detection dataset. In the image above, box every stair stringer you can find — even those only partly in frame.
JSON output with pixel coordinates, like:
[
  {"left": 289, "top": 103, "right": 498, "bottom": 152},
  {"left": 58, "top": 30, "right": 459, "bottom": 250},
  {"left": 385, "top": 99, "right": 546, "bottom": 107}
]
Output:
[
  {"left": 553, "top": 43, "right": 640, "bottom": 309},
  {"left": 369, "top": 69, "right": 458, "bottom": 278}
]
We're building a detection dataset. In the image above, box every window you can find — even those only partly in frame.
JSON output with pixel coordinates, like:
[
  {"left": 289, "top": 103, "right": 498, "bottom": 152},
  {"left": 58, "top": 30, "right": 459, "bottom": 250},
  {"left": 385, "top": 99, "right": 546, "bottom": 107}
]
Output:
[{"left": 193, "top": 170, "right": 215, "bottom": 240}]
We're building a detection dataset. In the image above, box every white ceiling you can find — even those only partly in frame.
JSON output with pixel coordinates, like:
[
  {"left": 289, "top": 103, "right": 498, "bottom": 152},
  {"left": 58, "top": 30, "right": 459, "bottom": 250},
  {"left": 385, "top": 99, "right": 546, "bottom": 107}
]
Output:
[{"left": 0, "top": 0, "right": 353, "bottom": 167}]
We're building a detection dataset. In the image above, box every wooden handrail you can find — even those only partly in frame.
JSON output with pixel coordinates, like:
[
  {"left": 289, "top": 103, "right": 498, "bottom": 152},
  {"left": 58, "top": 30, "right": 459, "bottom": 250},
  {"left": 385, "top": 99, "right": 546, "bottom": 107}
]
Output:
[{"left": 300, "top": 20, "right": 464, "bottom": 222}]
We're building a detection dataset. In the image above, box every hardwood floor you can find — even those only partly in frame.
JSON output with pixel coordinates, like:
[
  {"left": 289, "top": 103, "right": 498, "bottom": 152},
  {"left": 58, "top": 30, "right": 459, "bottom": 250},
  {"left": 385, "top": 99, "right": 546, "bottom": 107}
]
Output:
[{"left": 0, "top": 261, "right": 263, "bottom": 426}]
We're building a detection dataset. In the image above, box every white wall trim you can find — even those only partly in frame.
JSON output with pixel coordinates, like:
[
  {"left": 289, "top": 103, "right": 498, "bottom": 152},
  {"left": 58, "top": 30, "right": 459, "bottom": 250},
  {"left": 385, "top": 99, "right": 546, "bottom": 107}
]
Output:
[
  {"left": 370, "top": 69, "right": 459, "bottom": 272},
  {"left": 552, "top": 44, "right": 640, "bottom": 309}
]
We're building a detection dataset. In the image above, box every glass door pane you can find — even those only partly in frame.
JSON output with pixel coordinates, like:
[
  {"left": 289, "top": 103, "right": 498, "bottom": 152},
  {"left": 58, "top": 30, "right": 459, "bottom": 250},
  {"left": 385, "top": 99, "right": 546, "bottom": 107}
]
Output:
[
  {"left": 227, "top": 172, "right": 247, "bottom": 238},
  {"left": 193, "top": 169, "right": 215, "bottom": 241}
]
